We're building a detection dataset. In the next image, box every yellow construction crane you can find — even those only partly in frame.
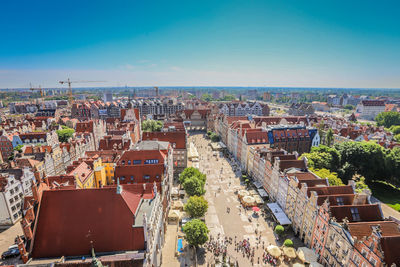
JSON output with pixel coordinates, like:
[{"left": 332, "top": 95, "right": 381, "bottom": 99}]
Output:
[
  {"left": 29, "top": 84, "right": 46, "bottom": 108},
  {"left": 59, "top": 78, "right": 105, "bottom": 105}
]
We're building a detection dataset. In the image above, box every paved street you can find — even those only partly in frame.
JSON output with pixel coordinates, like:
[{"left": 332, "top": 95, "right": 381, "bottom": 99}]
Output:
[
  {"left": 189, "top": 132, "right": 285, "bottom": 266},
  {"left": 0, "top": 223, "right": 23, "bottom": 265}
]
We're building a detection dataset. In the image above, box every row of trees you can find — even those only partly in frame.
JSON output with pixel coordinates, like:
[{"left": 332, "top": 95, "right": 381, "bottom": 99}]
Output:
[
  {"left": 179, "top": 167, "right": 210, "bottom": 248},
  {"left": 301, "top": 143, "right": 400, "bottom": 186}
]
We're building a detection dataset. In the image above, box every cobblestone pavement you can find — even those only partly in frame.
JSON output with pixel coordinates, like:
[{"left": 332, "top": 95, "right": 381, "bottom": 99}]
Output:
[
  {"left": 189, "top": 133, "right": 283, "bottom": 267},
  {"left": 0, "top": 223, "right": 23, "bottom": 265}
]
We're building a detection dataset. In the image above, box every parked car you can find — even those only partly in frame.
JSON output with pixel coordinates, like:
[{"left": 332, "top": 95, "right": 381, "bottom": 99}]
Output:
[{"left": 2, "top": 245, "right": 20, "bottom": 260}]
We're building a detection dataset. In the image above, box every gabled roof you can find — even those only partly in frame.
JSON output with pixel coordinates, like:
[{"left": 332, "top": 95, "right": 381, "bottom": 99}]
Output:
[
  {"left": 347, "top": 221, "right": 400, "bottom": 239},
  {"left": 330, "top": 204, "right": 383, "bottom": 222},
  {"left": 279, "top": 159, "right": 306, "bottom": 172},
  {"left": 142, "top": 131, "right": 186, "bottom": 149},
  {"left": 30, "top": 184, "right": 157, "bottom": 258},
  {"left": 245, "top": 131, "right": 269, "bottom": 144},
  {"left": 307, "top": 185, "right": 354, "bottom": 197}
]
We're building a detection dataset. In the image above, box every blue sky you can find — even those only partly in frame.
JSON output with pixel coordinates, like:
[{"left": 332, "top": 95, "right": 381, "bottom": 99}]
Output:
[{"left": 0, "top": 0, "right": 399, "bottom": 88}]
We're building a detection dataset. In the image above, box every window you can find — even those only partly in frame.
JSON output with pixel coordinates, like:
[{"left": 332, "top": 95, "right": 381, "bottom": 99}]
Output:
[
  {"left": 350, "top": 207, "right": 361, "bottom": 221},
  {"left": 130, "top": 176, "right": 134, "bottom": 180},
  {"left": 336, "top": 197, "right": 344, "bottom": 206},
  {"left": 121, "top": 176, "right": 125, "bottom": 181},
  {"left": 370, "top": 257, "right": 377, "bottom": 266},
  {"left": 133, "top": 160, "right": 141, "bottom": 165},
  {"left": 9, "top": 198, "right": 14, "bottom": 204},
  {"left": 143, "top": 175, "right": 150, "bottom": 179},
  {"left": 128, "top": 160, "right": 131, "bottom": 165},
  {"left": 121, "top": 160, "right": 125, "bottom": 165}
]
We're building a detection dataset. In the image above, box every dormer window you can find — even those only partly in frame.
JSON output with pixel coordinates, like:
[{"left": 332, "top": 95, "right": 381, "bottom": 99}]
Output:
[{"left": 350, "top": 207, "right": 360, "bottom": 221}]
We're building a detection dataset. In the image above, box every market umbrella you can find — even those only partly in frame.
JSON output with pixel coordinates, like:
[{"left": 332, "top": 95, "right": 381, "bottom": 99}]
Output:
[
  {"left": 238, "top": 190, "right": 249, "bottom": 198},
  {"left": 297, "top": 249, "right": 306, "bottom": 262},
  {"left": 242, "top": 196, "right": 256, "bottom": 206},
  {"left": 283, "top": 247, "right": 297, "bottom": 259},
  {"left": 252, "top": 206, "right": 260, "bottom": 212},
  {"left": 173, "top": 200, "right": 184, "bottom": 210},
  {"left": 266, "top": 245, "right": 282, "bottom": 258}
]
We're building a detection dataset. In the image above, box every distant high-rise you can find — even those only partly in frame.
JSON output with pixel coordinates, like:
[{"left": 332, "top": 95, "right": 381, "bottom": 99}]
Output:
[{"left": 103, "top": 92, "right": 113, "bottom": 103}]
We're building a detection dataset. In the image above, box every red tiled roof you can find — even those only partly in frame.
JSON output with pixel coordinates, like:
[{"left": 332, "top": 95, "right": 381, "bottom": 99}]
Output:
[
  {"left": 99, "top": 136, "right": 131, "bottom": 151},
  {"left": 30, "top": 184, "right": 156, "bottom": 258},
  {"left": 361, "top": 100, "right": 385, "bottom": 106},
  {"left": 24, "top": 145, "right": 52, "bottom": 154},
  {"left": 76, "top": 121, "right": 94, "bottom": 133},
  {"left": 279, "top": 159, "right": 306, "bottom": 171},
  {"left": 381, "top": 236, "right": 400, "bottom": 266},
  {"left": 348, "top": 221, "right": 400, "bottom": 239},
  {"left": 142, "top": 131, "right": 186, "bottom": 149},
  {"left": 287, "top": 172, "right": 318, "bottom": 180},
  {"left": 307, "top": 185, "right": 354, "bottom": 197},
  {"left": 245, "top": 131, "right": 269, "bottom": 144},
  {"left": 68, "top": 162, "right": 93, "bottom": 184},
  {"left": 330, "top": 204, "right": 383, "bottom": 222}
]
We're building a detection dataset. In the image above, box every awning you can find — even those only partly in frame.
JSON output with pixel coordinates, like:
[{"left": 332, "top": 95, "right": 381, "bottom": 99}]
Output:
[
  {"left": 257, "top": 188, "right": 268, "bottom": 198},
  {"left": 253, "top": 181, "right": 262, "bottom": 188},
  {"left": 267, "top": 203, "right": 292, "bottom": 225},
  {"left": 218, "top": 141, "right": 227, "bottom": 148}
]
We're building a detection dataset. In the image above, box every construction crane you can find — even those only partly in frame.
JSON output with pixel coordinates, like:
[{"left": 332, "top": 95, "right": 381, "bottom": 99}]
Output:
[
  {"left": 29, "top": 83, "right": 46, "bottom": 108},
  {"left": 59, "top": 78, "right": 105, "bottom": 105}
]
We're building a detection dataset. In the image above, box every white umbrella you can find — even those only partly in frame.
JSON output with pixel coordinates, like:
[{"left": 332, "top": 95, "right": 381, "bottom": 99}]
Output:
[{"left": 266, "top": 245, "right": 282, "bottom": 258}]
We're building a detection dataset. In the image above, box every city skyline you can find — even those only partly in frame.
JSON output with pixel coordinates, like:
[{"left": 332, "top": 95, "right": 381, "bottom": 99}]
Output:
[{"left": 1, "top": 0, "right": 399, "bottom": 88}]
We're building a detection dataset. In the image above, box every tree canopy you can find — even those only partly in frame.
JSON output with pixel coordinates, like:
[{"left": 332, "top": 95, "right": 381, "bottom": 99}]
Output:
[
  {"left": 141, "top": 120, "right": 163, "bottom": 132},
  {"left": 183, "top": 177, "right": 206, "bottom": 196},
  {"left": 301, "top": 141, "right": 400, "bottom": 187},
  {"left": 184, "top": 196, "right": 208, "bottom": 218},
  {"left": 179, "top": 167, "right": 206, "bottom": 184},
  {"left": 375, "top": 111, "right": 400, "bottom": 128},
  {"left": 56, "top": 128, "right": 75, "bottom": 143},
  {"left": 183, "top": 219, "right": 209, "bottom": 247}
]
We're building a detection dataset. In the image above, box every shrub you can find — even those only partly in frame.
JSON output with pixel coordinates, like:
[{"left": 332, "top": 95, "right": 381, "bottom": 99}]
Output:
[
  {"left": 274, "top": 225, "right": 284, "bottom": 236},
  {"left": 283, "top": 239, "right": 293, "bottom": 247}
]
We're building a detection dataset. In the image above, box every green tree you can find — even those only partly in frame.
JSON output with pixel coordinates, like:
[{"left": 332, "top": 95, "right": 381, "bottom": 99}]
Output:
[
  {"left": 343, "top": 104, "right": 355, "bottom": 110},
  {"left": 179, "top": 167, "right": 206, "bottom": 184},
  {"left": 283, "top": 239, "right": 294, "bottom": 247},
  {"left": 301, "top": 152, "right": 333, "bottom": 170},
  {"left": 375, "top": 111, "right": 400, "bottom": 128},
  {"left": 394, "top": 134, "right": 400, "bottom": 142},
  {"left": 310, "top": 168, "right": 344, "bottom": 186},
  {"left": 201, "top": 93, "right": 214, "bottom": 102},
  {"left": 56, "top": 128, "right": 75, "bottom": 143},
  {"left": 14, "top": 144, "right": 23, "bottom": 153},
  {"left": 183, "top": 176, "right": 206, "bottom": 196},
  {"left": 353, "top": 174, "right": 370, "bottom": 193},
  {"left": 183, "top": 219, "right": 209, "bottom": 247},
  {"left": 326, "top": 128, "right": 334, "bottom": 147},
  {"left": 184, "top": 196, "right": 208, "bottom": 218},
  {"left": 274, "top": 225, "right": 284, "bottom": 236},
  {"left": 210, "top": 133, "right": 220, "bottom": 142},
  {"left": 389, "top": 125, "right": 400, "bottom": 135},
  {"left": 141, "top": 120, "right": 163, "bottom": 132}
]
